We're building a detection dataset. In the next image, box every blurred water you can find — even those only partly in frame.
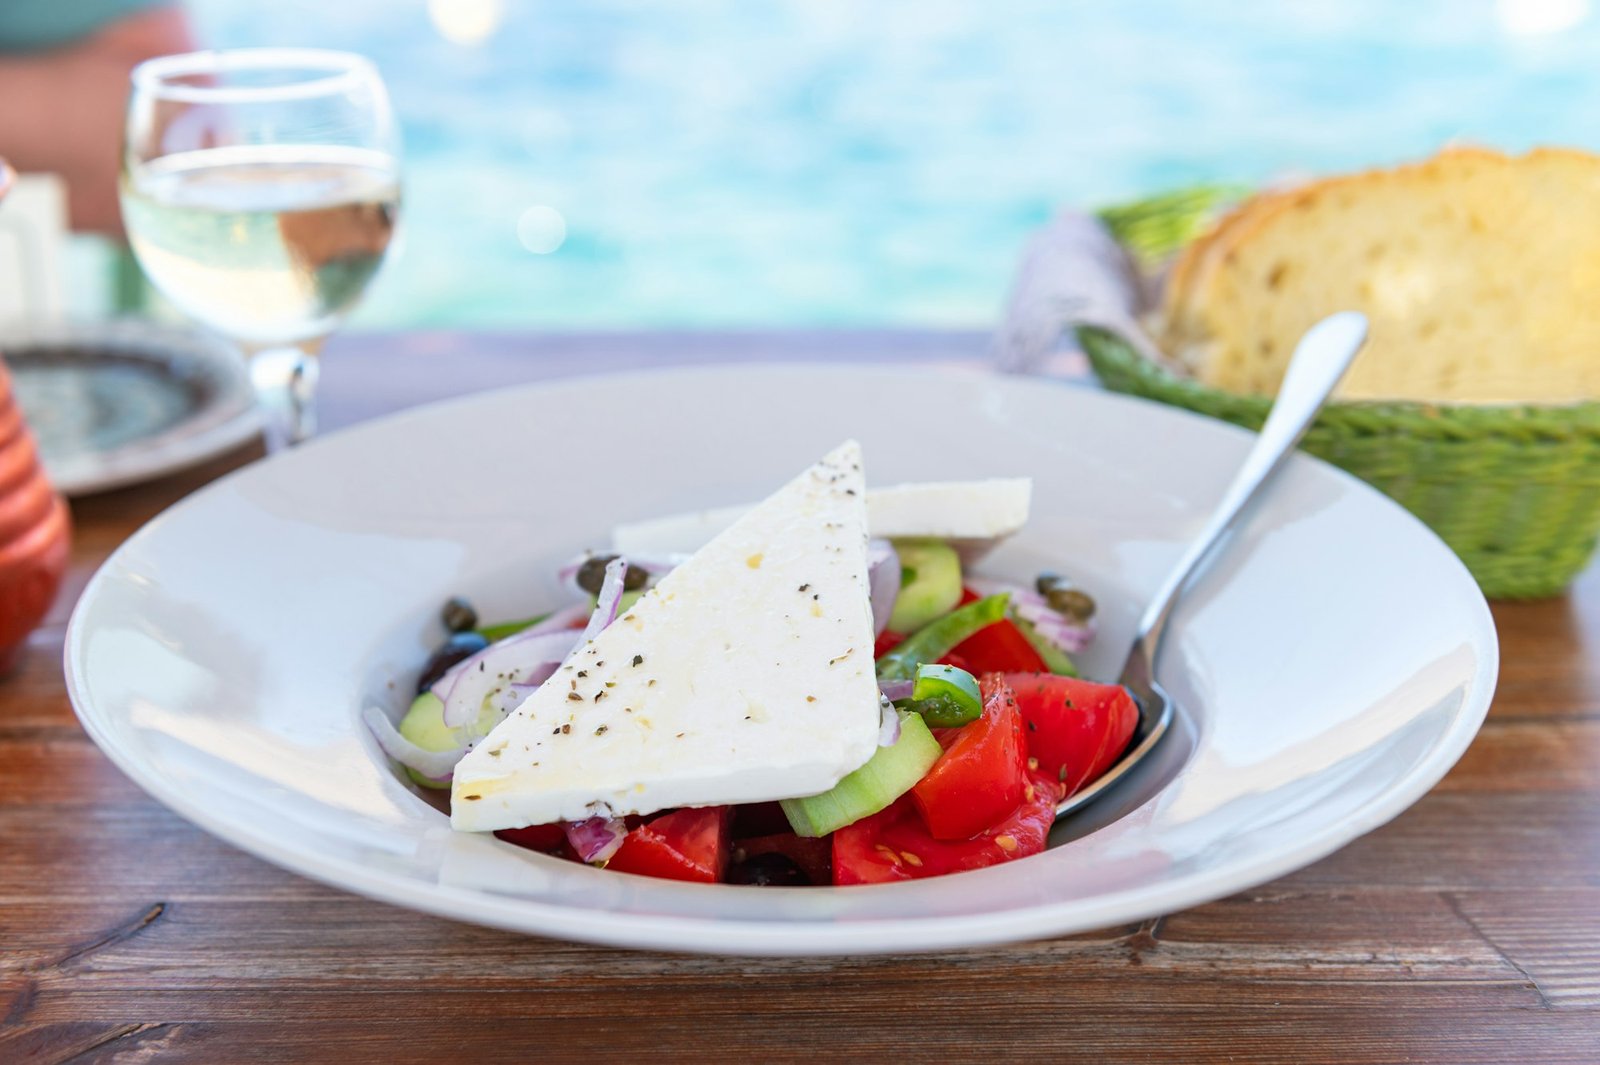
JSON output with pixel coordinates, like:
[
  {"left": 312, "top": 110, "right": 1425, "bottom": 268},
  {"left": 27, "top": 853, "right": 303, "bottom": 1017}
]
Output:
[{"left": 185, "top": 0, "right": 1600, "bottom": 329}]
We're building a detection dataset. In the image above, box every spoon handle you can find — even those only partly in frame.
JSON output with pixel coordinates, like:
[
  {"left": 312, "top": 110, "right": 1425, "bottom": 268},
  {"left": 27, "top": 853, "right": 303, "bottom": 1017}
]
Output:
[{"left": 1135, "top": 311, "right": 1369, "bottom": 654}]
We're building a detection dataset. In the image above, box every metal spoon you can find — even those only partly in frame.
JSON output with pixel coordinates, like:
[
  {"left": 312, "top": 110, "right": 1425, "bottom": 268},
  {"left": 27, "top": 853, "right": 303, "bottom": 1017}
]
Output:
[{"left": 1056, "top": 311, "right": 1370, "bottom": 818}]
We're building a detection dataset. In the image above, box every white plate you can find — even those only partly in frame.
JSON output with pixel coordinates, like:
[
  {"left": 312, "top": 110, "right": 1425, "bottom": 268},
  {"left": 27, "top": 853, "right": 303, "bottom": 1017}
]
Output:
[
  {"left": 64, "top": 364, "right": 1496, "bottom": 955},
  {"left": 6, "top": 319, "right": 259, "bottom": 495}
]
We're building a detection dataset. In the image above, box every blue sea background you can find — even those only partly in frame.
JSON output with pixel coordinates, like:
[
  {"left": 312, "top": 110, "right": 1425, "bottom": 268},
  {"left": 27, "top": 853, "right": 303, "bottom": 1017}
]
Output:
[{"left": 185, "top": 0, "right": 1600, "bottom": 330}]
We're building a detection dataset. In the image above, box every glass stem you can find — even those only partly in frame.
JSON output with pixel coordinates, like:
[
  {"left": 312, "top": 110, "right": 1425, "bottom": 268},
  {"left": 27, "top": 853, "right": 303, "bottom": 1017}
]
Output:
[{"left": 247, "top": 342, "right": 322, "bottom": 452}]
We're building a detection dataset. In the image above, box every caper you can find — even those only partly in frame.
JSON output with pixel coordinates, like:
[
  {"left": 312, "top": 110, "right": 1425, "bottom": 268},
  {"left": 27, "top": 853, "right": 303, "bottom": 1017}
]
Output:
[
  {"left": 416, "top": 631, "right": 489, "bottom": 694},
  {"left": 575, "top": 554, "right": 648, "bottom": 595},
  {"left": 441, "top": 596, "right": 479, "bottom": 633},
  {"left": 726, "top": 852, "right": 811, "bottom": 887},
  {"left": 1035, "top": 571, "right": 1097, "bottom": 622}
]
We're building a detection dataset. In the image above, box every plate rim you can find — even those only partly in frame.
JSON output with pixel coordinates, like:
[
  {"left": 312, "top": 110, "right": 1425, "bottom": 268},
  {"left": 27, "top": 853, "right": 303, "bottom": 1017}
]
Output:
[
  {"left": 63, "top": 361, "right": 1500, "bottom": 955},
  {"left": 5, "top": 318, "right": 261, "bottom": 495}
]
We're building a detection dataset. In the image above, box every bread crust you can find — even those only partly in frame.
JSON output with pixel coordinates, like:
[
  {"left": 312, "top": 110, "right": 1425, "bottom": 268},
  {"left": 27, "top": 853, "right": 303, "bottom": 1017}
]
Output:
[{"left": 1156, "top": 147, "right": 1600, "bottom": 403}]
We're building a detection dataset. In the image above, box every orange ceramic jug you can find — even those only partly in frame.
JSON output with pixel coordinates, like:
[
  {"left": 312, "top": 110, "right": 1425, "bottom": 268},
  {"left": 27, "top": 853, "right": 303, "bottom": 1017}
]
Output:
[{"left": 0, "top": 160, "right": 71, "bottom": 675}]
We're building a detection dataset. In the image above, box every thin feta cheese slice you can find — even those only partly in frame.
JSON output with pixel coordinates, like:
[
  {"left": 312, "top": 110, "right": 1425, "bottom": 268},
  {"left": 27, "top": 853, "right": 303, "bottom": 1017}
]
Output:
[
  {"left": 610, "top": 477, "right": 1032, "bottom": 556},
  {"left": 860, "top": 479, "right": 1032, "bottom": 541},
  {"left": 451, "top": 440, "right": 880, "bottom": 830}
]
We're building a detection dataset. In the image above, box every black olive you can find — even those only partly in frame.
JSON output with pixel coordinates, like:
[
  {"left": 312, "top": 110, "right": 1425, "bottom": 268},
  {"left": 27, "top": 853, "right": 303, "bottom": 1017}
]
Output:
[
  {"left": 441, "top": 597, "right": 479, "bottom": 633},
  {"left": 1035, "top": 571, "right": 1097, "bottom": 622},
  {"left": 726, "top": 852, "right": 812, "bottom": 887},
  {"left": 416, "top": 631, "right": 489, "bottom": 694},
  {"left": 575, "top": 554, "right": 648, "bottom": 595}
]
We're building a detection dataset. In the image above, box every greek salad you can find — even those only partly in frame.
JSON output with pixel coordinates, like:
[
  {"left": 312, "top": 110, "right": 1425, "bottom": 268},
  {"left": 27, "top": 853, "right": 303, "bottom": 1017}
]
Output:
[{"left": 366, "top": 441, "right": 1139, "bottom": 886}]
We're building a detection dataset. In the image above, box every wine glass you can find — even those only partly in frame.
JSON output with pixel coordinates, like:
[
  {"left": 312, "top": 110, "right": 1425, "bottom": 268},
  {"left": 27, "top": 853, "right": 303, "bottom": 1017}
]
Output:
[{"left": 120, "top": 49, "right": 401, "bottom": 451}]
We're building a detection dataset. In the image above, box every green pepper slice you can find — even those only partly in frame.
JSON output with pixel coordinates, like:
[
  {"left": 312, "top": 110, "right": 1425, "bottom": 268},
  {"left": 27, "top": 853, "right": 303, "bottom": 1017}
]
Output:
[{"left": 900, "top": 663, "right": 983, "bottom": 726}]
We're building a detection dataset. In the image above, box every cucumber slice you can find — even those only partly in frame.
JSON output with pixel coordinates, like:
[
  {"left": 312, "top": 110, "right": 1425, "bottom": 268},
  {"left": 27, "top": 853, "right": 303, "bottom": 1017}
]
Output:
[
  {"left": 398, "top": 692, "right": 455, "bottom": 789},
  {"left": 780, "top": 712, "right": 943, "bottom": 837},
  {"left": 889, "top": 539, "right": 963, "bottom": 633},
  {"left": 397, "top": 691, "right": 500, "bottom": 789}
]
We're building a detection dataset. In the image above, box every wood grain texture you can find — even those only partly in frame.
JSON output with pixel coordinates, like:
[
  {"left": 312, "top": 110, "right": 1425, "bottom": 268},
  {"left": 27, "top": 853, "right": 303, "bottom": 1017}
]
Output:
[{"left": 1, "top": 331, "right": 1596, "bottom": 1064}]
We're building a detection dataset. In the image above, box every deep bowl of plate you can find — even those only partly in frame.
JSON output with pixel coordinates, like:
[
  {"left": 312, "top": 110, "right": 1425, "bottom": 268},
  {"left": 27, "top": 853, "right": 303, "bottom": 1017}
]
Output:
[{"left": 64, "top": 363, "right": 1497, "bottom": 955}]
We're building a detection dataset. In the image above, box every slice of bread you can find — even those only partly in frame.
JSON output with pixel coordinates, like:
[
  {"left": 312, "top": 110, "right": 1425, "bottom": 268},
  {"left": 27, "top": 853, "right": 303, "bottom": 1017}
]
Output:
[
  {"left": 1157, "top": 185, "right": 1293, "bottom": 357},
  {"left": 1155, "top": 147, "right": 1600, "bottom": 404}
]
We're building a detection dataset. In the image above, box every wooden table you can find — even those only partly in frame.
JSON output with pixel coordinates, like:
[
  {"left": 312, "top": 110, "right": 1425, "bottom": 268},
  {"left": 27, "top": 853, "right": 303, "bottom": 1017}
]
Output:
[{"left": 4, "top": 331, "right": 1598, "bottom": 1063}]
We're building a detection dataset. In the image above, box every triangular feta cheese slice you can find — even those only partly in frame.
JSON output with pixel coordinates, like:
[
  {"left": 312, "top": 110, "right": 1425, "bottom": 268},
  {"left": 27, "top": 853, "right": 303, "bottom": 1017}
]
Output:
[{"left": 451, "top": 440, "right": 880, "bottom": 830}]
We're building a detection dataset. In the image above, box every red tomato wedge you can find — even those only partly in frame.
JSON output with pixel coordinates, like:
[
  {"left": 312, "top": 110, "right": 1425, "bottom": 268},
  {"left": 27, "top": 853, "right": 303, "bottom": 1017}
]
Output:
[
  {"left": 911, "top": 675, "right": 1027, "bottom": 840},
  {"left": 1003, "top": 672, "right": 1139, "bottom": 797},
  {"left": 607, "top": 806, "right": 732, "bottom": 883},
  {"left": 939, "top": 589, "right": 1048, "bottom": 674},
  {"left": 834, "top": 770, "right": 1058, "bottom": 884}
]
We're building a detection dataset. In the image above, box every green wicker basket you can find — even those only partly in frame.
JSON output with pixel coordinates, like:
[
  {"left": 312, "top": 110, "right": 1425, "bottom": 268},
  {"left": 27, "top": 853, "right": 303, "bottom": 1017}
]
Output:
[{"left": 1080, "top": 193, "right": 1600, "bottom": 600}]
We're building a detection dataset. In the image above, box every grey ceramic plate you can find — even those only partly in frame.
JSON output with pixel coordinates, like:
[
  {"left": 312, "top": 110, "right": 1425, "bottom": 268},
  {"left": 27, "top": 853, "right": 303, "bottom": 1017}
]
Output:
[{"left": 5, "top": 319, "right": 259, "bottom": 495}]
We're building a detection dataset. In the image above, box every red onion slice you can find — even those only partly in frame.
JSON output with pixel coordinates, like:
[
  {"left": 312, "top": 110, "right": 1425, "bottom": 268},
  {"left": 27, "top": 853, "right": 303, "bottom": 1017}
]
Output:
[
  {"left": 434, "top": 629, "right": 580, "bottom": 727},
  {"left": 1026, "top": 614, "right": 1097, "bottom": 654},
  {"left": 520, "top": 601, "right": 591, "bottom": 637},
  {"left": 429, "top": 603, "right": 588, "bottom": 708},
  {"left": 363, "top": 705, "right": 468, "bottom": 781},
  {"left": 878, "top": 679, "right": 914, "bottom": 703},
  {"left": 555, "top": 554, "right": 587, "bottom": 596},
  {"left": 486, "top": 668, "right": 558, "bottom": 716},
  {"left": 965, "top": 577, "right": 1098, "bottom": 654},
  {"left": 867, "top": 539, "right": 900, "bottom": 636},
  {"left": 565, "top": 813, "right": 627, "bottom": 864},
  {"left": 877, "top": 697, "right": 902, "bottom": 746},
  {"left": 577, "top": 555, "right": 628, "bottom": 647}
]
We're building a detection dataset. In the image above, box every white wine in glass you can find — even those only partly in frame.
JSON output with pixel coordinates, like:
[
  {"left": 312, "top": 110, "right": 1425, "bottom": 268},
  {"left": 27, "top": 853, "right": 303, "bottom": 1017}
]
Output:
[{"left": 121, "top": 50, "right": 401, "bottom": 450}]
